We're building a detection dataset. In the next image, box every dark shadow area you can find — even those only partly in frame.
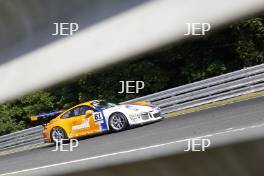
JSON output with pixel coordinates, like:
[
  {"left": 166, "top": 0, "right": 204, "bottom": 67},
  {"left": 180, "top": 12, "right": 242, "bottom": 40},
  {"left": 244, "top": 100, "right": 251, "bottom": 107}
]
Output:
[
  {"left": 62, "top": 138, "right": 264, "bottom": 176},
  {"left": 0, "top": 0, "right": 149, "bottom": 65}
]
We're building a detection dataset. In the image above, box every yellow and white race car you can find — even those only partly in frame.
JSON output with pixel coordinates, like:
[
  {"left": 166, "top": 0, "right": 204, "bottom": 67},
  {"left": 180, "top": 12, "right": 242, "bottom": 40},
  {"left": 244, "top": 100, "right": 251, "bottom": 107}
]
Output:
[{"left": 31, "top": 100, "right": 163, "bottom": 143}]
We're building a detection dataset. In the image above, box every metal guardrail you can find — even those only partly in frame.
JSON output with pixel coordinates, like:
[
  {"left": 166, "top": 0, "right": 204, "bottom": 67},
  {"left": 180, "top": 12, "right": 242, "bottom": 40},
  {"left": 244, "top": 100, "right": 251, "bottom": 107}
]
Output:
[
  {"left": 124, "top": 63, "right": 264, "bottom": 113},
  {"left": 0, "top": 126, "right": 43, "bottom": 151},
  {"left": 1, "top": 63, "right": 264, "bottom": 151}
]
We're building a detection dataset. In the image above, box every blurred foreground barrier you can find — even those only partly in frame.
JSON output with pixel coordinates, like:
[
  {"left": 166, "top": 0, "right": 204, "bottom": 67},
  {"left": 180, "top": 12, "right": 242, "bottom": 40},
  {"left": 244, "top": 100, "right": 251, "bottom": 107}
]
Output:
[
  {"left": 1, "top": 0, "right": 264, "bottom": 102},
  {"left": 74, "top": 138, "right": 264, "bottom": 176},
  {"left": 1, "top": 63, "right": 264, "bottom": 151}
]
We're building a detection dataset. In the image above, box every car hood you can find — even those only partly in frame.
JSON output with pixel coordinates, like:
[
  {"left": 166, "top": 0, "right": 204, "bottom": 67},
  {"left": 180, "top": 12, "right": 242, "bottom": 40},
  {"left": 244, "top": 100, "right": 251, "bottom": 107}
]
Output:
[{"left": 101, "top": 104, "right": 159, "bottom": 113}]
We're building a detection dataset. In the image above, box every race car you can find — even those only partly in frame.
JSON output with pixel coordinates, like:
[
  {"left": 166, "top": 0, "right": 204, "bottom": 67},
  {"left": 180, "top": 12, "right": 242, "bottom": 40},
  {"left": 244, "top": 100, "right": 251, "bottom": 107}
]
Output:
[{"left": 31, "top": 100, "right": 163, "bottom": 143}]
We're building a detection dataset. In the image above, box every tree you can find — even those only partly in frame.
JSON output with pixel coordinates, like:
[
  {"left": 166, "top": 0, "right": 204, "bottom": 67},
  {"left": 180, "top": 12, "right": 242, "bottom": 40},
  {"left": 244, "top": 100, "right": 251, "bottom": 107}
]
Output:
[{"left": 0, "top": 91, "right": 55, "bottom": 135}]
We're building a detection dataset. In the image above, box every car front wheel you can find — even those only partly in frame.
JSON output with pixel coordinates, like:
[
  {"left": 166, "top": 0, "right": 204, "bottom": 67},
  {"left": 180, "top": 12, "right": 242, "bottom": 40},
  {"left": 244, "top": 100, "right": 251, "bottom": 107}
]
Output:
[{"left": 109, "top": 113, "right": 128, "bottom": 132}]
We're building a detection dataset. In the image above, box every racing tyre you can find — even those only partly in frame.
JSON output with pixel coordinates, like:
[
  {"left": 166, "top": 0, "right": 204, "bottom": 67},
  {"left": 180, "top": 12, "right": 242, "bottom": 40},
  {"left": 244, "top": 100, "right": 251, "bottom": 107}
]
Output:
[
  {"left": 109, "top": 113, "right": 128, "bottom": 132},
  {"left": 51, "top": 127, "right": 68, "bottom": 144}
]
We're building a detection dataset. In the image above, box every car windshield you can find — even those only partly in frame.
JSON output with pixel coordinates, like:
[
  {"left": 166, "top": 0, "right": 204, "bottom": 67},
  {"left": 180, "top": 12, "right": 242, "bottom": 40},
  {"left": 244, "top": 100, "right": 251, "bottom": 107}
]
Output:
[{"left": 93, "top": 101, "right": 116, "bottom": 110}]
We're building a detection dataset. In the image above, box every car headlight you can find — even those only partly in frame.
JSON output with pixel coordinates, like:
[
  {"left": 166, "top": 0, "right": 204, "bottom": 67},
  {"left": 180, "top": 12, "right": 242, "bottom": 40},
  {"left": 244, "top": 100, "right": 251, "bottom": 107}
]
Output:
[{"left": 125, "top": 105, "right": 139, "bottom": 111}]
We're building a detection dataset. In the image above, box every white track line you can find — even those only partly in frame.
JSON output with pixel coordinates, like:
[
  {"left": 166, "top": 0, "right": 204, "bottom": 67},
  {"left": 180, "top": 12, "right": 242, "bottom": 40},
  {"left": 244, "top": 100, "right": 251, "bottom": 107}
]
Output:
[{"left": 1, "top": 124, "right": 263, "bottom": 176}]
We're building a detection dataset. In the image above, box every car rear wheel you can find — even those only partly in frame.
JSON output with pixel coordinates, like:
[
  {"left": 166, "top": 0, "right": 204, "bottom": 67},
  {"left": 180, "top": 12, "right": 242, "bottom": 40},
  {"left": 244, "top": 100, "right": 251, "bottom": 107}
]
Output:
[
  {"left": 51, "top": 127, "right": 67, "bottom": 143},
  {"left": 109, "top": 113, "right": 128, "bottom": 132}
]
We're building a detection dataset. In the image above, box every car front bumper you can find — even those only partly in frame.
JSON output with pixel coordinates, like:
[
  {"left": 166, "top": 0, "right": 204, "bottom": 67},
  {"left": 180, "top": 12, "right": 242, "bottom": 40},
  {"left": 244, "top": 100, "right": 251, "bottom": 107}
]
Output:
[{"left": 128, "top": 110, "right": 164, "bottom": 125}]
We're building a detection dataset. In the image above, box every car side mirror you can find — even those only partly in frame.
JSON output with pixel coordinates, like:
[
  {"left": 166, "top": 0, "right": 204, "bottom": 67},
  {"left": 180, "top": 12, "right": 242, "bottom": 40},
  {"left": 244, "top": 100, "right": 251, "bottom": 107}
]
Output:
[{"left": 85, "top": 110, "right": 93, "bottom": 116}]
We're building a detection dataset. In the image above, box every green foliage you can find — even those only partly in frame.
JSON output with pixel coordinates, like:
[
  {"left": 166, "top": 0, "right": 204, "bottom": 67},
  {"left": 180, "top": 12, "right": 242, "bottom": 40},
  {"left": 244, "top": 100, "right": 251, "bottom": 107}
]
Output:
[
  {"left": 0, "top": 91, "right": 55, "bottom": 135},
  {"left": 0, "top": 16, "right": 264, "bottom": 134},
  {"left": 0, "top": 104, "right": 25, "bottom": 135},
  {"left": 234, "top": 17, "right": 264, "bottom": 66}
]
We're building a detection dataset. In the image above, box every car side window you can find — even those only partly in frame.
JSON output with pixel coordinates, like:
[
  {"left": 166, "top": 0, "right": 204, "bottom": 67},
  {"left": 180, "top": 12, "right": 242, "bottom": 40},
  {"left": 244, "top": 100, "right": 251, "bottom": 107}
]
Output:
[
  {"left": 61, "top": 106, "right": 93, "bottom": 119},
  {"left": 61, "top": 110, "right": 74, "bottom": 119},
  {"left": 74, "top": 106, "right": 92, "bottom": 116}
]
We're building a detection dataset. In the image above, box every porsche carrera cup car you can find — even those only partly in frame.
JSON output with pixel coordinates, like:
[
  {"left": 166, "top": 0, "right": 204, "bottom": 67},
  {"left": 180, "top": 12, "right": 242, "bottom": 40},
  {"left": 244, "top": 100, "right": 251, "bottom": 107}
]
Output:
[{"left": 31, "top": 100, "right": 163, "bottom": 143}]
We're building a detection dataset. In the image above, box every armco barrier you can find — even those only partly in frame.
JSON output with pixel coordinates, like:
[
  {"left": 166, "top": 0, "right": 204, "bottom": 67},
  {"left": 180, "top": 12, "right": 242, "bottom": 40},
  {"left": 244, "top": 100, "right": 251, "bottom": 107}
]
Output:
[
  {"left": 0, "top": 126, "right": 43, "bottom": 151},
  {"left": 1, "top": 63, "right": 264, "bottom": 151},
  {"left": 124, "top": 63, "right": 264, "bottom": 114}
]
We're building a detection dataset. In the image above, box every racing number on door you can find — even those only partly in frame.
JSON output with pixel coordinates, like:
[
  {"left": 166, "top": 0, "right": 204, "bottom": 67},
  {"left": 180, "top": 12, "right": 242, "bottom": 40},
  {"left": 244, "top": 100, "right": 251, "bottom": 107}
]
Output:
[{"left": 94, "top": 112, "right": 103, "bottom": 122}]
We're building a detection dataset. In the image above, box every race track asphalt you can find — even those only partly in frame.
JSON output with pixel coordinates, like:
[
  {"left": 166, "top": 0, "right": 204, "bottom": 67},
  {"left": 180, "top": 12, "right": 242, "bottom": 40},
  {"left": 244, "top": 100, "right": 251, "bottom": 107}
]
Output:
[{"left": 1, "top": 96, "right": 264, "bottom": 176}]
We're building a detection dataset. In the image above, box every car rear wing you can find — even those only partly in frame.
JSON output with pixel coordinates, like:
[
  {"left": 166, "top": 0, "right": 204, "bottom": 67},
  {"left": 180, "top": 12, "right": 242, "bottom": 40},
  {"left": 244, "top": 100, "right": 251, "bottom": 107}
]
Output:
[{"left": 30, "top": 110, "right": 63, "bottom": 123}]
